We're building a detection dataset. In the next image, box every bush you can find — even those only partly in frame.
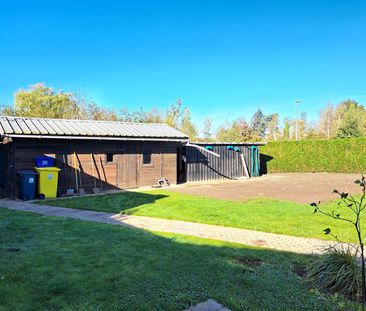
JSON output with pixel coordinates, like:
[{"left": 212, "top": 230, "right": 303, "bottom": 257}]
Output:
[
  {"left": 261, "top": 138, "right": 366, "bottom": 173},
  {"left": 307, "top": 246, "right": 362, "bottom": 301}
]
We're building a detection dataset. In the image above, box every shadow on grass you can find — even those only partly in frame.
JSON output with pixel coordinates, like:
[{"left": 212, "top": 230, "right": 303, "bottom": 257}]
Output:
[
  {"left": 0, "top": 208, "right": 360, "bottom": 311},
  {"left": 38, "top": 191, "right": 169, "bottom": 213}
]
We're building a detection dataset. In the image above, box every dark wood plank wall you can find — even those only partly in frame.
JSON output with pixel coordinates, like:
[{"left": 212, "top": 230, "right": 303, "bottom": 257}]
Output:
[
  {"left": 138, "top": 145, "right": 177, "bottom": 187},
  {"left": 162, "top": 145, "right": 178, "bottom": 184},
  {"left": 0, "top": 143, "right": 14, "bottom": 197},
  {"left": 10, "top": 138, "right": 178, "bottom": 198},
  {"left": 139, "top": 145, "right": 162, "bottom": 187},
  {"left": 185, "top": 144, "right": 259, "bottom": 182}
]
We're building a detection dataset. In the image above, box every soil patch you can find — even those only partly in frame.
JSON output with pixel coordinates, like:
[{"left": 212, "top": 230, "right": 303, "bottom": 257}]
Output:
[
  {"left": 171, "top": 173, "right": 361, "bottom": 204},
  {"left": 234, "top": 256, "right": 262, "bottom": 267},
  {"left": 293, "top": 265, "right": 307, "bottom": 277}
]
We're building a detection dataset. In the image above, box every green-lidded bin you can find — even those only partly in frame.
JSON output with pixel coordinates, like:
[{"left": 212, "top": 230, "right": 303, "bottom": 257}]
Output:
[{"left": 17, "top": 170, "right": 37, "bottom": 201}]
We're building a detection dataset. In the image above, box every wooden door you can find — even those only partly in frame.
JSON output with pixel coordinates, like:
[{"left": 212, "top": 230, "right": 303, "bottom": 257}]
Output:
[{"left": 117, "top": 145, "right": 140, "bottom": 188}]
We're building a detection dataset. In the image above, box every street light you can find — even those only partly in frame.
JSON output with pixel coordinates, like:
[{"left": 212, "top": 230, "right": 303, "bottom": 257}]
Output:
[{"left": 295, "top": 100, "right": 301, "bottom": 141}]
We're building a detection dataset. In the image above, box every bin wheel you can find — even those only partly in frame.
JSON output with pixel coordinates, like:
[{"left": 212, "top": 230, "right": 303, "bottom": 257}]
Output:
[
  {"left": 38, "top": 194, "right": 45, "bottom": 200},
  {"left": 22, "top": 195, "right": 29, "bottom": 201}
]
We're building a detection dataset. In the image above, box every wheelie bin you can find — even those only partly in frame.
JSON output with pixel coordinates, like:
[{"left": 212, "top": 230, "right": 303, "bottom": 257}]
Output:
[
  {"left": 35, "top": 156, "right": 55, "bottom": 167},
  {"left": 17, "top": 170, "right": 37, "bottom": 201},
  {"left": 34, "top": 167, "right": 61, "bottom": 199}
]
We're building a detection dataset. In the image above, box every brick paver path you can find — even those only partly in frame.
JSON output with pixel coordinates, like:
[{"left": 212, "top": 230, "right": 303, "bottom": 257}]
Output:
[{"left": 0, "top": 199, "right": 341, "bottom": 254}]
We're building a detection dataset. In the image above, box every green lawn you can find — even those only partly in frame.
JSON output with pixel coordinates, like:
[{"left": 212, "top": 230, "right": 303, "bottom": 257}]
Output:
[
  {"left": 0, "top": 208, "right": 359, "bottom": 310},
  {"left": 39, "top": 190, "right": 364, "bottom": 243}
]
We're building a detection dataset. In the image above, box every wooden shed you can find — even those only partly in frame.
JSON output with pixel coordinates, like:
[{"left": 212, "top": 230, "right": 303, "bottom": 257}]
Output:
[
  {"left": 0, "top": 116, "right": 188, "bottom": 198},
  {"left": 178, "top": 142, "right": 265, "bottom": 183}
]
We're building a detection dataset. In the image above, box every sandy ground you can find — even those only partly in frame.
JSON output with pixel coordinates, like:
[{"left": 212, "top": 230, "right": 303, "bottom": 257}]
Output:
[{"left": 169, "top": 173, "right": 362, "bottom": 204}]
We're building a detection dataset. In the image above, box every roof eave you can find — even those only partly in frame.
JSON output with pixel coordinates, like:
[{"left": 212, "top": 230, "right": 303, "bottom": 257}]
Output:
[{"left": 4, "top": 134, "right": 189, "bottom": 143}]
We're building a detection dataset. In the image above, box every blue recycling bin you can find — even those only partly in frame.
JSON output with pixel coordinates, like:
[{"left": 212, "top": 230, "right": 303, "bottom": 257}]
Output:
[
  {"left": 17, "top": 170, "right": 37, "bottom": 201},
  {"left": 35, "top": 156, "right": 54, "bottom": 167}
]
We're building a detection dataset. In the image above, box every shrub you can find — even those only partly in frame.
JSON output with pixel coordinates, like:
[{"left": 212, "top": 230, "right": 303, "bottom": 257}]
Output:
[
  {"left": 307, "top": 245, "right": 362, "bottom": 300},
  {"left": 261, "top": 138, "right": 366, "bottom": 173},
  {"left": 310, "top": 176, "right": 366, "bottom": 305}
]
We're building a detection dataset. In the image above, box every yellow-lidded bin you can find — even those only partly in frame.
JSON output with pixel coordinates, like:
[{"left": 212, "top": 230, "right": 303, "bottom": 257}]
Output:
[{"left": 34, "top": 167, "right": 61, "bottom": 199}]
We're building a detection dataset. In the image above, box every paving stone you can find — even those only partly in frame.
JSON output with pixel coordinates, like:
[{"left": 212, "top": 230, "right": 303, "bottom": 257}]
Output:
[
  {"left": 205, "top": 299, "right": 224, "bottom": 309},
  {"left": 188, "top": 299, "right": 223, "bottom": 311}
]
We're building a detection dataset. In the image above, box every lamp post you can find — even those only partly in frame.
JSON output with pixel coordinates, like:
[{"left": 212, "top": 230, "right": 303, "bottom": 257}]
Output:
[{"left": 295, "top": 100, "right": 301, "bottom": 141}]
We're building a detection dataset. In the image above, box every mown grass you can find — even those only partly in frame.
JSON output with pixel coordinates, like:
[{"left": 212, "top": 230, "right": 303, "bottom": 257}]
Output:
[
  {"left": 39, "top": 190, "right": 365, "bottom": 243},
  {"left": 0, "top": 208, "right": 360, "bottom": 310}
]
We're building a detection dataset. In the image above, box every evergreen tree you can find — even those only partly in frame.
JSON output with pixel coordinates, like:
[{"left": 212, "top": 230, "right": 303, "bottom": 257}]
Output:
[
  {"left": 336, "top": 100, "right": 365, "bottom": 138},
  {"left": 251, "top": 108, "right": 267, "bottom": 138}
]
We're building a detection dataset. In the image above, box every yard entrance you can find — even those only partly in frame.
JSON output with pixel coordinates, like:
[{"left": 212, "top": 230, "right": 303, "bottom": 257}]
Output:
[{"left": 171, "top": 173, "right": 361, "bottom": 204}]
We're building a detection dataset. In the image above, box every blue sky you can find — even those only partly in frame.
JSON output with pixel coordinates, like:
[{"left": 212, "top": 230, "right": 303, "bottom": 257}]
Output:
[{"left": 1, "top": 0, "right": 366, "bottom": 131}]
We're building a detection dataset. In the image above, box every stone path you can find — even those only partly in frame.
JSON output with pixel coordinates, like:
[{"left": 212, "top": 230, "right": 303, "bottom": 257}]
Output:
[{"left": 0, "top": 199, "right": 340, "bottom": 255}]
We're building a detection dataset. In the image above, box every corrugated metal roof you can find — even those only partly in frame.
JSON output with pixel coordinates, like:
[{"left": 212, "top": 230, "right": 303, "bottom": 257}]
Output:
[
  {"left": 191, "top": 141, "right": 267, "bottom": 145},
  {"left": 0, "top": 116, "right": 189, "bottom": 141}
]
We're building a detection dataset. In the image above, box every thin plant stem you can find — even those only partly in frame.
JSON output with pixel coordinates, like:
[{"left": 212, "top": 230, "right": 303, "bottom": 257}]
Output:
[{"left": 313, "top": 176, "right": 366, "bottom": 305}]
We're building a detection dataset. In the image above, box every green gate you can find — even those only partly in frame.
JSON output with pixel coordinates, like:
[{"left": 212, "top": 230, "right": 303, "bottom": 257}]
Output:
[{"left": 250, "top": 146, "right": 260, "bottom": 177}]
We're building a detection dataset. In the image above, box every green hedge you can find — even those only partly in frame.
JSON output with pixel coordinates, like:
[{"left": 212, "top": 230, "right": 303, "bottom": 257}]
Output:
[{"left": 260, "top": 137, "right": 366, "bottom": 173}]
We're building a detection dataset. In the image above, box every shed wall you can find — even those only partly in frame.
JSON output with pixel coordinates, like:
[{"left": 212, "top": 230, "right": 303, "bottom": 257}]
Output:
[
  {"left": 9, "top": 139, "right": 178, "bottom": 198},
  {"left": 184, "top": 144, "right": 260, "bottom": 182}
]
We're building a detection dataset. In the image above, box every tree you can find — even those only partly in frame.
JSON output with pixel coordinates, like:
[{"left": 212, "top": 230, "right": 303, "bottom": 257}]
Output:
[
  {"left": 318, "top": 102, "right": 336, "bottom": 139},
  {"left": 12, "top": 83, "right": 82, "bottom": 119},
  {"left": 119, "top": 107, "right": 132, "bottom": 122},
  {"left": 202, "top": 117, "right": 213, "bottom": 141},
  {"left": 164, "top": 99, "right": 198, "bottom": 139},
  {"left": 0, "top": 103, "right": 14, "bottom": 116},
  {"left": 251, "top": 108, "right": 267, "bottom": 139},
  {"left": 2, "top": 83, "right": 120, "bottom": 121},
  {"left": 336, "top": 100, "right": 365, "bottom": 138},
  {"left": 282, "top": 118, "right": 291, "bottom": 140},
  {"left": 144, "top": 107, "right": 163, "bottom": 123},
  {"left": 337, "top": 116, "right": 363, "bottom": 138},
  {"left": 180, "top": 108, "right": 197, "bottom": 140},
  {"left": 266, "top": 113, "right": 279, "bottom": 141},
  {"left": 83, "top": 101, "right": 118, "bottom": 121},
  {"left": 119, "top": 106, "right": 163, "bottom": 123},
  {"left": 216, "top": 118, "right": 253, "bottom": 142},
  {"left": 298, "top": 112, "right": 307, "bottom": 139},
  {"left": 306, "top": 121, "right": 322, "bottom": 140},
  {"left": 165, "top": 99, "right": 183, "bottom": 129}
]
